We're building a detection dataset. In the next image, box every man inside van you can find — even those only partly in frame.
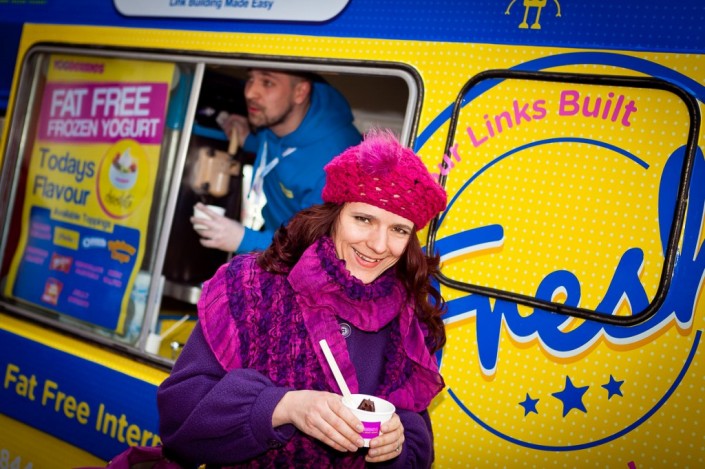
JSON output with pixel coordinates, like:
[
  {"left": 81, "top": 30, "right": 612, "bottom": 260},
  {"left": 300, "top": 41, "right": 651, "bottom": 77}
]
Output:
[{"left": 191, "top": 68, "right": 362, "bottom": 253}]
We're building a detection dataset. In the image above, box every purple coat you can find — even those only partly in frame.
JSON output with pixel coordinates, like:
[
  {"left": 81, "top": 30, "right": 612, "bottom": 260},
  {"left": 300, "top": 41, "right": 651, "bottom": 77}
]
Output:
[{"left": 157, "top": 237, "right": 444, "bottom": 467}]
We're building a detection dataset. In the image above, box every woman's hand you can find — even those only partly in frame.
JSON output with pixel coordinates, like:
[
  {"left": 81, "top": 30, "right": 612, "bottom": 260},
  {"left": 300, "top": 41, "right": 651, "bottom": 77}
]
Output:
[
  {"left": 365, "top": 413, "right": 405, "bottom": 463},
  {"left": 273, "top": 390, "right": 365, "bottom": 452}
]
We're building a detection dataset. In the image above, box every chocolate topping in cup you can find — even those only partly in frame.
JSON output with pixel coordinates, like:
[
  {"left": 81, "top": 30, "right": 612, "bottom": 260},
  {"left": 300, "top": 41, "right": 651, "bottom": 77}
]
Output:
[{"left": 357, "top": 398, "right": 376, "bottom": 412}]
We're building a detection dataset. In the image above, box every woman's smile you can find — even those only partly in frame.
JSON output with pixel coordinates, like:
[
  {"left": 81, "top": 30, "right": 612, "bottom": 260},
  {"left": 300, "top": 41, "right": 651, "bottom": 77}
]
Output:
[{"left": 353, "top": 248, "right": 383, "bottom": 265}]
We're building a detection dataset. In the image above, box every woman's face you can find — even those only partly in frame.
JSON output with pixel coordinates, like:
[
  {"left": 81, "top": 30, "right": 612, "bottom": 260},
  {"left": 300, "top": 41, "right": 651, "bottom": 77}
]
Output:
[{"left": 333, "top": 202, "right": 414, "bottom": 284}]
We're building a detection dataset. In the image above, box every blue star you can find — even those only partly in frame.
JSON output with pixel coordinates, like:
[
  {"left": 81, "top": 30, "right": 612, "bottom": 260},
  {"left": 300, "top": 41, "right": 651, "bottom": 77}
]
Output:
[
  {"left": 519, "top": 393, "right": 539, "bottom": 416},
  {"left": 602, "top": 375, "right": 624, "bottom": 399},
  {"left": 552, "top": 376, "right": 589, "bottom": 417}
]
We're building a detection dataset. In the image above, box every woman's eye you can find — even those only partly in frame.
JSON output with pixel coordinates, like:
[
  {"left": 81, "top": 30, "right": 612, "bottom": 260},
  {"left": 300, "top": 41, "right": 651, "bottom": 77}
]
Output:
[{"left": 354, "top": 216, "right": 370, "bottom": 223}]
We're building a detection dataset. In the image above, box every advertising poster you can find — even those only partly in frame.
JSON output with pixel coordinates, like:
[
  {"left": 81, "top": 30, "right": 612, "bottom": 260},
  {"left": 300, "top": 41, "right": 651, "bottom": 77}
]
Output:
[{"left": 4, "top": 54, "right": 175, "bottom": 332}]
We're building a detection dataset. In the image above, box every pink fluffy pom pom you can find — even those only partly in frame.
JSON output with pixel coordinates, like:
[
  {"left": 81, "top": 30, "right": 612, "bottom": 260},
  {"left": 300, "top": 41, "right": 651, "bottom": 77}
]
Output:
[{"left": 358, "top": 129, "right": 402, "bottom": 176}]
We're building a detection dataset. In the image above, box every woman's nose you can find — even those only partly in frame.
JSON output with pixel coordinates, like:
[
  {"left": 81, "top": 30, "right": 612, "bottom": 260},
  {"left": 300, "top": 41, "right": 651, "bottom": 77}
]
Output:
[{"left": 367, "top": 228, "right": 388, "bottom": 254}]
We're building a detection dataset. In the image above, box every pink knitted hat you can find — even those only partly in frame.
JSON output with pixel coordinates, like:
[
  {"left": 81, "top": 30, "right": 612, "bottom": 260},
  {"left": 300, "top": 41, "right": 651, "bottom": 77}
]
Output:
[{"left": 322, "top": 130, "right": 447, "bottom": 230}]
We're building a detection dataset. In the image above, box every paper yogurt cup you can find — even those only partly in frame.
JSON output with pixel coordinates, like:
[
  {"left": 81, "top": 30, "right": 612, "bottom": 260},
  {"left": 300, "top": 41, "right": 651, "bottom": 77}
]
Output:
[
  {"left": 193, "top": 204, "right": 225, "bottom": 230},
  {"left": 342, "top": 393, "right": 395, "bottom": 447}
]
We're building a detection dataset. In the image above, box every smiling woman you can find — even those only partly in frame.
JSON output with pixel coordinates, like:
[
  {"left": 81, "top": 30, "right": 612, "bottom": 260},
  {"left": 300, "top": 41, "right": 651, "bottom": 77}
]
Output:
[{"left": 156, "top": 131, "right": 448, "bottom": 467}]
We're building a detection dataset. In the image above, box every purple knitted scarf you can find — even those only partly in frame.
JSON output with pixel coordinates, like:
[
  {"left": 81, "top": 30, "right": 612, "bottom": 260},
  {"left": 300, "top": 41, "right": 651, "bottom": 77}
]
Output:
[{"left": 198, "top": 236, "right": 444, "bottom": 467}]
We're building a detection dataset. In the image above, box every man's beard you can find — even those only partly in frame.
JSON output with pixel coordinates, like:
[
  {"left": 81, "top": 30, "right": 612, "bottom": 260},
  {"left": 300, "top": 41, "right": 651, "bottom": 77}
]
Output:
[{"left": 248, "top": 101, "right": 295, "bottom": 131}]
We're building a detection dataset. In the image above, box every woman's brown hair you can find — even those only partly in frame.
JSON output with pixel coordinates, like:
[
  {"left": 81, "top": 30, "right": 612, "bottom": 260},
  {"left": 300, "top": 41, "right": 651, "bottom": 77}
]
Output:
[{"left": 258, "top": 203, "right": 446, "bottom": 353}]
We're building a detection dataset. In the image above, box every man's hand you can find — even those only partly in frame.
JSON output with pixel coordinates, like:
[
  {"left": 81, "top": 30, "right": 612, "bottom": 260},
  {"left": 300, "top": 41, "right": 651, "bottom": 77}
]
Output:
[
  {"left": 191, "top": 203, "right": 245, "bottom": 252},
  {"left": 218, "top": 113, "right": 250, "bottom": 148}
]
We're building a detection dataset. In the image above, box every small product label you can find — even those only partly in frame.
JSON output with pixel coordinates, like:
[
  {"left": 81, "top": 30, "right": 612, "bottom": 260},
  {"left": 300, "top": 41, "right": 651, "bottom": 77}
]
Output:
[{"left": 360, "top": 421, "right": 381, "bottom": 439}]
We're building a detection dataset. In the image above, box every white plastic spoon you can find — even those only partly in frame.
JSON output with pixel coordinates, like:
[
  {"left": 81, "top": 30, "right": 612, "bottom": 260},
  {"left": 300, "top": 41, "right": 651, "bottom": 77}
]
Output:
[{"left": 319, "top": 339, "right": 352, "bottom": 400}]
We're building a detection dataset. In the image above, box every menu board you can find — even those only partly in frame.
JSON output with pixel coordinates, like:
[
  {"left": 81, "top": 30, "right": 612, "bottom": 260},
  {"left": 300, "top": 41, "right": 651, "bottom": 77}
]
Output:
[{"left": 4, "top": 54, "right": 176, "bottom": 332}]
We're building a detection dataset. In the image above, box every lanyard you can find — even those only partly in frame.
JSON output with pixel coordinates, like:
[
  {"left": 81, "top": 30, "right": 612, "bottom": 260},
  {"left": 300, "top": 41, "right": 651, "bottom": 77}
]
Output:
[{"left": 250, "top": 141, "right": 279, "bottom": 203}]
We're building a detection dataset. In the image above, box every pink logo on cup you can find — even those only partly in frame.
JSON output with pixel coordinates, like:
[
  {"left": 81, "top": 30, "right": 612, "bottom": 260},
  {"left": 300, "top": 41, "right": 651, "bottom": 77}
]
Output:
[{"left": 359, "top": 421, "right": 382, "bottom": 439}]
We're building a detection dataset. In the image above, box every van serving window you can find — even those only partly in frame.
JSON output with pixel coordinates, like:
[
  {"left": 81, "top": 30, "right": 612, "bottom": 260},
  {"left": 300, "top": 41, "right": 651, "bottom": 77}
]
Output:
[{"left": 0, "top": 45, "right": 419, "bottom": 362}]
